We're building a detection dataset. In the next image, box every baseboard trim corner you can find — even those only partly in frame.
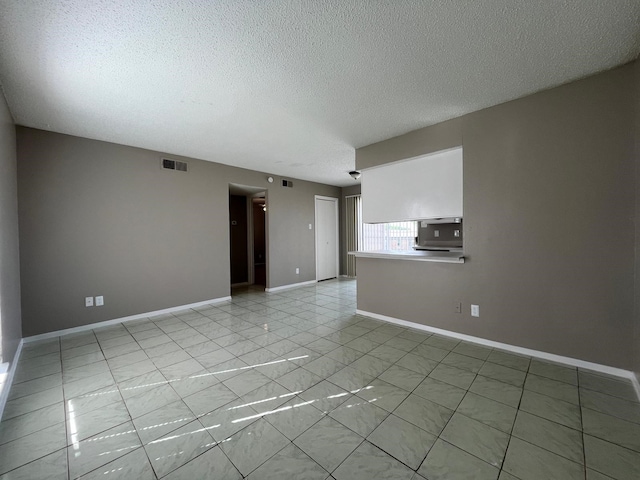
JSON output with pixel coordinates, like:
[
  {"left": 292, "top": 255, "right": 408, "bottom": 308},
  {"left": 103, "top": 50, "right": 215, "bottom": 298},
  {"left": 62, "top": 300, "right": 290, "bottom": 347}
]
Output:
[
  {"left": 0, "top": 339, "right": 24, "bottom": 420},
  {"left": 356, "top": 309, "right": 636, "bottom": 384},
  {"left": 631, "top": 373, "right": 640, "bottom": 403},
  {"left": 24, "top": 296, "right": 232, "bottom": 343},
  {"left": 265, "top": 280, "right": 317, "bottom": 293}
]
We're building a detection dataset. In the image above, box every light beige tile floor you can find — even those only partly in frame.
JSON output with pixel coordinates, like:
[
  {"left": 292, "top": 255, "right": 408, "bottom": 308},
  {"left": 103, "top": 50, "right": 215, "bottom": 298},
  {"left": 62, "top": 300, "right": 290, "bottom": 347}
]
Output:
[{"left": 1, "top": 279, "right": 639, "bottom": 479}]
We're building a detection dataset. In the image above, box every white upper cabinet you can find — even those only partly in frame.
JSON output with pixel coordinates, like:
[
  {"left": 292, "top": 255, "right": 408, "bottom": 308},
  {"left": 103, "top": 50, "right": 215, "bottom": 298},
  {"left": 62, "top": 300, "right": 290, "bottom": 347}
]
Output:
[{"left": 361, "top": 147, "right": 463, "bottom": 224}]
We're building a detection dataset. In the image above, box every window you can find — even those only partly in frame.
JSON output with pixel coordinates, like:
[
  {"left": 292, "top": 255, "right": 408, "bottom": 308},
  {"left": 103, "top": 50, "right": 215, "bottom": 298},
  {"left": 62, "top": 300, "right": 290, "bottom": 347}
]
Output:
[
  {"left": 356, "top": 196, "right": 417, "bottom": 251},
  {"left": 345, "top": 195, "right": 417, "bottom": 277},
  {"left": 360, "top": 220, "right": 418, "bottom": 251}
]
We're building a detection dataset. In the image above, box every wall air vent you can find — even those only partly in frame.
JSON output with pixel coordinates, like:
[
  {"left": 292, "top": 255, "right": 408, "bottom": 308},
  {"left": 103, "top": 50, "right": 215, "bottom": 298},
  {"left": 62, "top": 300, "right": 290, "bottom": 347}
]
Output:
[
  {"left": 161, "top": 158, "right": 188, "bottom": 172},
  {"left": 282, "top": 180, "right": 293, "bottom": 187},
  {"left": 162, "top": 158, "right": 175, "bottom": 170}
]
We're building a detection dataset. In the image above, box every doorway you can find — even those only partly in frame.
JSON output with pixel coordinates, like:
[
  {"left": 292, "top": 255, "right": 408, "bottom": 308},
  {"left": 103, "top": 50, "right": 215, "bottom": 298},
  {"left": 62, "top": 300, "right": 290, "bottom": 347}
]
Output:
[
  {"left": 315, "top": 195, "right": 339, "bottom": 281},
  {"left": 229, "top": 184, "right": 268, "bottom": 292},
  {"left": 252, "top": 196, "right": 267, "bottom": 286},
  {"left": 229, "top": 194, "right": 248, "bottom": 286}
]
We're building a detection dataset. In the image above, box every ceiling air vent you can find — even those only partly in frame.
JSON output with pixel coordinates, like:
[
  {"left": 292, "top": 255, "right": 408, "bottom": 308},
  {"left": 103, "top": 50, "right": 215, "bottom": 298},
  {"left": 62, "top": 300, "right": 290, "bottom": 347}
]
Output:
[{"left": 161, "top": 158, "right": 188, "bottom": 172}]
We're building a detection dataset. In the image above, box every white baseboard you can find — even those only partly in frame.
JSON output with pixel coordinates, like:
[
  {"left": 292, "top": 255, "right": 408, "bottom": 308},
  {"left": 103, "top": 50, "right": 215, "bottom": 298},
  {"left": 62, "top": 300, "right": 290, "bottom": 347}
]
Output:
[
  {"left": 265, "top": 280, "right": 317, "bottom": 293},
  {"left": 356, "top": 309, "right": 637, "bottom": 385},
  {"left": 0, "top": 339, "right": 23, "bottom": 420},
  {"left": 631, "top": 373, "right": 640, "bottom": 403},
  {"left": 24, "top": 296, "right": 232, "bottom": 343}
]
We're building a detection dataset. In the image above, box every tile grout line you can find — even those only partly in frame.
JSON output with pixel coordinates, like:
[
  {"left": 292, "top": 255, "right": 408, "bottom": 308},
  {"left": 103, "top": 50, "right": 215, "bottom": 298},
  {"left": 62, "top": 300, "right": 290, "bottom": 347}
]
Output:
[
  {"left": 3, "top": 280, "right": 637, "bottom": 479},
  {"left": 495, "top": 347, "right": 532, "bottom": 480},
  {"left": 577, "top": 371, "right": 587, "bottom": 480}
]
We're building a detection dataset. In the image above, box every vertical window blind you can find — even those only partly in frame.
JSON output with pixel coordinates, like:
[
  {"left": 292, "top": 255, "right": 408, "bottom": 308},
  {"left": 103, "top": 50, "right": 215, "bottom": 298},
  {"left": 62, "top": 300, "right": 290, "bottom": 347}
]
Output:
[{"left": 345, "top": 195, "right": 359, "bottom": 277}]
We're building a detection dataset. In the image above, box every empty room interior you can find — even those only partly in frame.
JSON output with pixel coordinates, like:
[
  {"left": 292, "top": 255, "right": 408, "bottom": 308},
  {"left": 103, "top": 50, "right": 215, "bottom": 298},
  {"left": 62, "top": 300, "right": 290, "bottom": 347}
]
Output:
[{"left": 1, "top": 1, "right": 640, "bottom": 479}]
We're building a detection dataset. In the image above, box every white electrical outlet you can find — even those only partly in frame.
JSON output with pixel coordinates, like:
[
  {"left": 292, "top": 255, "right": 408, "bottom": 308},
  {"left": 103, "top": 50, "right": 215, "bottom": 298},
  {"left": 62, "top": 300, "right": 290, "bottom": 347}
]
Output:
[
  {"left": 95, "top": 295, "right": 104, "bottom": 306},
  {"left": 85, "top": 296, "right": 94, "bottom": 307},
  {"left": 295, "top": 268, "right": 300, "bottom": 274},
  {"left": 471, "top": 305, "right": 480, "bottom": 317}
]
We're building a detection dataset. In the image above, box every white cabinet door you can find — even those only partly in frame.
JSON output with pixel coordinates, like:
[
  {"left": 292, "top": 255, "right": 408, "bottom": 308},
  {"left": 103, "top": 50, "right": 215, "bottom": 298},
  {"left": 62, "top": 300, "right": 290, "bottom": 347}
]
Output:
[
  {"left": 362, "top": 147, "right": 463, "bottom": 223},
  {"left": 315, "top": 197, "right": 338, "bottom": 281}
]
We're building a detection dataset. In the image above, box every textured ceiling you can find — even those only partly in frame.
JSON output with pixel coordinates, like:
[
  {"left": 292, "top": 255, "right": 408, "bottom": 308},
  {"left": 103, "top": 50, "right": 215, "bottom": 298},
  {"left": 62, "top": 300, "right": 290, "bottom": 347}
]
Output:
[{"left": 0, "top": 1, "right": 639, "bottom": 186}]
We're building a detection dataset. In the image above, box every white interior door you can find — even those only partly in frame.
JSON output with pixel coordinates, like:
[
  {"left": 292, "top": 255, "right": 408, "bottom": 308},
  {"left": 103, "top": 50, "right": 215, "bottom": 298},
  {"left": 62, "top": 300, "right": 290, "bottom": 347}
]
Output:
[{"left": 315, "top": 196, "right": 339, "bottom": 281}]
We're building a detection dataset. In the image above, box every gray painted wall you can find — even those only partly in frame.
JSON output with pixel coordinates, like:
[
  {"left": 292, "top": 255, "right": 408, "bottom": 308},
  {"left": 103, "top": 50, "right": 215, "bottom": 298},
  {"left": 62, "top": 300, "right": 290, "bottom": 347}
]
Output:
[
  {"left": 17, "top": 128, "right": 339, "bottom": 336},
  {"left": 0, "top": 94, "right": 21, "bottom": 364},
  {"left": 356, "top": 63, "right": 636, "bottom": 370}
]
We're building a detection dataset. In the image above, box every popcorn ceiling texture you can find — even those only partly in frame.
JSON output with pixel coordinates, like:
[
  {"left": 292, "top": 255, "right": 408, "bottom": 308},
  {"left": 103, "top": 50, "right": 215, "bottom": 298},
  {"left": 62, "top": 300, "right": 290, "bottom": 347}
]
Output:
[{"left": 0, "top": 0, "right": 638, "bottom": 186}]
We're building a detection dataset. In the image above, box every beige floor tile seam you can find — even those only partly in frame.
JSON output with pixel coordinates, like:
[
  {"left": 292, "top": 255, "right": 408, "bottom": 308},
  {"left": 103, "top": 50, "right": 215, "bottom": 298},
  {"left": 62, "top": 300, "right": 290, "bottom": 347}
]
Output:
[
  {"left": 498, "top": 362, "right": 586, "bottom": 478},
  {"left": 0, "top": 443, "right": 69, "bottom": 479},
  {"left": 300, "top": 340, "right": 491, "bottom": 476},
  {"left": 0, "top": 368, "right": 584, "bottom": 480},
  {"left": 577, "top": 376, "right": 589, "bottom": 474},
  {"left": 497, "top": 349, "right": 587, "bottom": 480},
  {"left": 6, "top": 281, "right": 635, "bottom": 480},
  {"left": 421, "top": 346, "right": 522, "bottom": 479},
  {"left": 574, "top": 364, "right": 640, "bottom": 462}
]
